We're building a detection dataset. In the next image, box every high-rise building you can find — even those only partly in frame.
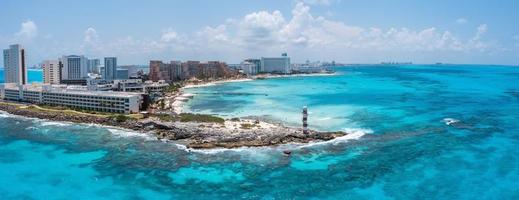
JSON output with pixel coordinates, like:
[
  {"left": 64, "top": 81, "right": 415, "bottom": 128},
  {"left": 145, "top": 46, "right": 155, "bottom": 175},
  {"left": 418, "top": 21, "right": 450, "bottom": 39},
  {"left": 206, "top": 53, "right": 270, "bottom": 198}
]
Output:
[
  {"left": 116, "top": 69, "right": 129, "bottom": 80},
  {"left": 3, "top": 44, "right": 27, "bottom": 85},
  {"left": 260, "top": 53, "right": 291, "bottom": 74},
  {"left": 87, "top": 58, "right": 100, "bottom": 74},
  {"left": 170, "top": 61, "right": 182, "bottom": 81},
  {"left": 149, "top": 60, "right": 236, "bottom": 82},
  {"left": 104, "top": 57, "right": 117, "bottom": 80},
  {"left": 119, "top": 65, "right": 139, "bottom": 77},
  {"left": 42, "top": 60, "right": 61, "bottom": 84},
  {"left": 149, "top": 60, "right": 165, "bottom": 81},
  {"left": 60, "top": 55, "right": 88, "bottom": 81}
]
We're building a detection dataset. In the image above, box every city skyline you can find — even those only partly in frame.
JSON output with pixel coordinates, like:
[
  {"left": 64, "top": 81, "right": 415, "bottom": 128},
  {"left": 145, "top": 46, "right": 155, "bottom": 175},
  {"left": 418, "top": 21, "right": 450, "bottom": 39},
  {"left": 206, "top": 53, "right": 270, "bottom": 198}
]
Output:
[{"left": 1, "top": 0, "right": 519, "bottom": 66}]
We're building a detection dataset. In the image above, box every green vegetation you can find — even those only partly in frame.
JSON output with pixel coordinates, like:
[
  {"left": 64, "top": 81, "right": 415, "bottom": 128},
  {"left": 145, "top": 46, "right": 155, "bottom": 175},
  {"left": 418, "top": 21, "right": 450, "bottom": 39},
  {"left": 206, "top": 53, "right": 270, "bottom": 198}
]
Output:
[
  {"left": 165, "top": 83, "right": 184, "bottom": 93},
  {"left": 151, "top": 113, "right": 225, "bottom": 124},
  {"left": 178, "top": 113, "right": 225, "bottom": 124},
  {"left": 36, "top": 104, "right": 112, "bottom": 116},
  {"left": 109, "top": 114, "right": 131, "bottom": 122},
  {"left": 240, "top": 123, "right": 256, "bottom": 129},
  {"left": 154, "top": 113, "right": 177, "bottom": 121},
  {"left": 230, "top": 117, "right": 240, "bottom": 122}
]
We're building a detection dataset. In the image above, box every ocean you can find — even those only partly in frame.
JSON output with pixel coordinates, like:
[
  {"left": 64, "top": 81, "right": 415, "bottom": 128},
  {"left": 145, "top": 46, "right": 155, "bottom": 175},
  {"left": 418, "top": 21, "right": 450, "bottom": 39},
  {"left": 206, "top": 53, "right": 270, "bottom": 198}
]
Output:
[
  {"left": 1, "top": 65, "right": 519, "bottom": 199},
  {"left": 0, "top": 69, "right": 43, "bottom": 83}
]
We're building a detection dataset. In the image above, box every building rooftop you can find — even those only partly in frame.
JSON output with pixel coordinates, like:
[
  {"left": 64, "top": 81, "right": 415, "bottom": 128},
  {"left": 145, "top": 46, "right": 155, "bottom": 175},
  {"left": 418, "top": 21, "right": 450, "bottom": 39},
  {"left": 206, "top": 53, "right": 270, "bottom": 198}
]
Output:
[{"left": 1, "top": 83, "right": 142, "bottom": 98}]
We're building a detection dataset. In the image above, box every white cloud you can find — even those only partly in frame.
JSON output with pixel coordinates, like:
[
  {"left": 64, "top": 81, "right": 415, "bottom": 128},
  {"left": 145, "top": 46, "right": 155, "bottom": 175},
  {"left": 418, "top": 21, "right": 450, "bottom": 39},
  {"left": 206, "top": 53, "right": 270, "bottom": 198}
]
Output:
[
  {"left": 16, "top": 20, "right": 38, "bottom": 39},
  {"left": 302, "top": 0, "right": 336, "bottom": 6},
  {"left": 194, "top": 2, "right": 490, "bottom": 54},
  {"left": 23, "top": 2, "right": 507, "bottom": 65},
  {"left": 90, "top": 2, "right": 501, "bottom": 63},
  {"left": 456, "top": 18, "right": 468, "bottom": 24},
  {"left": 83, "top": 27, "right": 99, "bottom": 43},
  {"left": 161, "top": 28, "right": 179, "bottom": 42},
  {"left": 80, "top": 27, "right": 102, "bottom": 55}
]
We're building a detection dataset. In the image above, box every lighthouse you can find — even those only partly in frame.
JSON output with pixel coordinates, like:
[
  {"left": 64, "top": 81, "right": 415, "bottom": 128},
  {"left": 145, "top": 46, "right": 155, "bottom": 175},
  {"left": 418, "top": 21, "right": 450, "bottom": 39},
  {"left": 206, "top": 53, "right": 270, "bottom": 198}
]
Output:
[{"left": 303, "top": 106, "right": 308, "bottom": 134}]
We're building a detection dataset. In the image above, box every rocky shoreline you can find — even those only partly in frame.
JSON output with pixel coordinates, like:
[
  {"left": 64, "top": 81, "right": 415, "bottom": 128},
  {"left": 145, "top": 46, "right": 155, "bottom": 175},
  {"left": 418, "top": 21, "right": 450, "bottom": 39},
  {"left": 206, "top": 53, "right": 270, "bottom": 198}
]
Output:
[{"left": 0, "top": 103, "right": 346, "bottom": 149}]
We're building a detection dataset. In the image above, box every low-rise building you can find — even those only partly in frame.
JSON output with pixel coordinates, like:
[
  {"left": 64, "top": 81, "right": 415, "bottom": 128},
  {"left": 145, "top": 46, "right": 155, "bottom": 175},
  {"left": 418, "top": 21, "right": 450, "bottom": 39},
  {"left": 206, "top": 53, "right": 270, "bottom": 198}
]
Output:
[
  {"left": 0, "top": 83, "right": 142, "bottom": 114},
  {"left": 113, "top": 79, "right": 168, "bottom": 93}
]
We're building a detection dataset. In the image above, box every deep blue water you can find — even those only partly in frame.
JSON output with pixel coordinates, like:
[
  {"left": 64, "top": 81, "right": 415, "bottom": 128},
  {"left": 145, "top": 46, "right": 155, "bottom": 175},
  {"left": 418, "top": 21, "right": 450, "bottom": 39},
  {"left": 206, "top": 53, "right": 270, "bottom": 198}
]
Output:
[{"left": 2, "top": 65, "right": 519, "bottom": 199}]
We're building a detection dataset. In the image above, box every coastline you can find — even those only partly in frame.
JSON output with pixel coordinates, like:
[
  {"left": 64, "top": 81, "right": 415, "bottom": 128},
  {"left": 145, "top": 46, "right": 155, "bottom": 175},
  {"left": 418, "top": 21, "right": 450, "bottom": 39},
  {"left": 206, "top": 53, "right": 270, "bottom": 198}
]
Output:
[
  {"left": 0, "top": 102, "right": 347, "bottom": 149},
  {"left": 173, "top": 72, "right": 337, "bottom": 114}
]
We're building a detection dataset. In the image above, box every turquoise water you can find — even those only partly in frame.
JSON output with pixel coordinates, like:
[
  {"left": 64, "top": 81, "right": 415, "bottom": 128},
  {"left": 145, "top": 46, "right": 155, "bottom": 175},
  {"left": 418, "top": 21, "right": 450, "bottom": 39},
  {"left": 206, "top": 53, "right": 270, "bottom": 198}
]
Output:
[
  {"left": 2, "top": 65, "right": 519, "bottom": 199},
  {"left": 0, "top": 69, "right": 43, "bottom": 83}
]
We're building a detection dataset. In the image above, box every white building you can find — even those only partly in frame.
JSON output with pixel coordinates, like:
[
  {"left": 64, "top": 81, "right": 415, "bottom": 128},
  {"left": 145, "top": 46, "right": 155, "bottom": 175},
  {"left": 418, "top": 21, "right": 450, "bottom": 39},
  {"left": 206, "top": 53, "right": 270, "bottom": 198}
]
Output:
[
  {"left": 239, "top": 61, "right": 258, "bottom": 75},
  {"left": 260, "top": 53, "right": 290, "bottom": 74},
  {"left": 3, "top": 44, "right": 27, "bottom": 85},
  {"left": 114, "top": 79, "right": 168, "bottom": 93},
  {"left": 60, "top": 55, "right": 88, "bottom": 80},
  {"left": 42, "top": 60, "right": 61, "bottom": 84},
  {"left": 0, "top": 83, "right": 143, "bottom": 114}
]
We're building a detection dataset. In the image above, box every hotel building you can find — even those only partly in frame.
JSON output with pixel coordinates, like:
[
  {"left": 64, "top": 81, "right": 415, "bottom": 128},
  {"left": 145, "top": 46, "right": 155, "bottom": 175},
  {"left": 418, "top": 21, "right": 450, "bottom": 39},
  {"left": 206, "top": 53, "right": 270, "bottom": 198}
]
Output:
[
  {"left": 3, "top": 44, "right": 27, "bottom": 85},
  {"left": 0, "top": 83, "right": 143, "bottom": 114},
  {"left": 104, "top": 57, "right": 117, "bottom": 80},
  {"left": 149, "top": 60, "right": 183, "bottom": 82},
  {"left": 60, "top": 55, "right": 89, "bottom": 84},
  {"left": 260, "top": 53, "right": 291, "bottom": 74},
  {"left": 87, "top": 58, "right": 100, "bottom": 74},
  {"left": 42, "top": 60, "right": 61, "bottom": 84}
]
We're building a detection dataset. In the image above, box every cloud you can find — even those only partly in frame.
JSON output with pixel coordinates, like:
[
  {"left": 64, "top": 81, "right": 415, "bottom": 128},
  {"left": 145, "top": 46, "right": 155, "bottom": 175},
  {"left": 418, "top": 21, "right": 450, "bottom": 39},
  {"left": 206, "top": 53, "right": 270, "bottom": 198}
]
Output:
[
  {"left": 16, "top": 20, "right": 38, "bottom": 39},
  {"left": 82, "top": 2, "right": 502, "bottom": 63},
  {"left": 161, "top": 28, "right": 179, "bottom": 42},
  {"left": 193, "top": 2, "right": 492, "bottom": 54},
  {"left": 83, "top": 27, "right": 99, "bottom": 43},
  {"left": 22, "top": 2, "right": 508, "bottom": 65},
  {"left": 456, "top": 18, "right": 468, "bottom": 24},
  {"left": 81, "top": 27, "right": 102, "bottom": 55},
  {"left": 302, "top": 0, "right": 337, "bottom": 6}
]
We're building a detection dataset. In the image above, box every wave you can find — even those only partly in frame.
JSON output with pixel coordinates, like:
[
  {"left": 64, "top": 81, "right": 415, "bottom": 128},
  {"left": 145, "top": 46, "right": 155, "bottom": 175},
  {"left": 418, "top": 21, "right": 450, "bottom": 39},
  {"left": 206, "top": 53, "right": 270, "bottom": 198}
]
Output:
[
  {"left": 442, "top": 118, "right": 460, "bottom": 125},
  {"left": 0, "top": 111, "right": 12, "bottom": 118},
  {"left": 107, "top": 128, "right": 156, "bottom": 141},
  {"left": 297, "top": 128, "right": 371, "bottom": 148},
  {"left": 0, "top": 110, "right": 156, "bottom": 141},
  {"left": 173, "top": 143, "right": 276, "bottom": 155},
  {"left": 39, "top": 121, "right": 73, "bottom": 127},
  {"left": 173, "top": 127, "right": 371, "bottom": 154}
]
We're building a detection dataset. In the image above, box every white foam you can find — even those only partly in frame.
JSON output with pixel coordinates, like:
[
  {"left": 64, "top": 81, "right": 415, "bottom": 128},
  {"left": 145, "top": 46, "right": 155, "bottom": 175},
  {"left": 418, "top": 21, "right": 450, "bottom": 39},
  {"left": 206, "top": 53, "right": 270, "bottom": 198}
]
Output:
[
  {"left": 443, "top": 118, "right": 460, "bottom": 125},
  {"left": 298, "top": 128, "right": 371, "bottom": 148},
  {"left": 173, "top": 143, "right": 273, "bottom": 155},
  {"left": 0, "top": 111, "right": 19, "bottom": 118},
  {"left": 39, "top": 121, "right": 72, "bottom": 127},
  {"left": 107, "top": 128, "right": 156, "bottom": 141},
  {"left": 172, "top": 127, "right": 371, "bottom": 154}
]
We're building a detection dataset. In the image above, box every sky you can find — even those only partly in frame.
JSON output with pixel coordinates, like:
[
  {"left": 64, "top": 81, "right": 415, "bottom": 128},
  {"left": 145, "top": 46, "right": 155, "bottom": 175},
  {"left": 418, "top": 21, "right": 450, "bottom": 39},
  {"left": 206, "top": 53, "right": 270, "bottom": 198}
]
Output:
[{"left": 1, "top": 0, "right": 519, "bottom": 66}]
